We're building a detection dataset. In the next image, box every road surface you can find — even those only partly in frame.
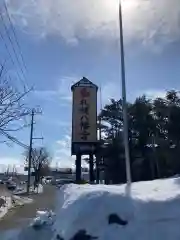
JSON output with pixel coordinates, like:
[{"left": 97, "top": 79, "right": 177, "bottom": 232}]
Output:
[{"left": 0, "top": 185, "right": 57, "bottom": 231}]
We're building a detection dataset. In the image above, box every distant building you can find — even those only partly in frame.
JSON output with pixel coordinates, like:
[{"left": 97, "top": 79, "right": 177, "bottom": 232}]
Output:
[{"left": 51, "top": 167, "right": 89, "bottom": 181}]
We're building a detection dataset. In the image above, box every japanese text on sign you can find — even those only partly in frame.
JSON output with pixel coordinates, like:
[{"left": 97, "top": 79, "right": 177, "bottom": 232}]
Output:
[
  {"left": 79, "top": 88, "right": 90, "bottom": 140},
  {"left": 72, "top": 78, "right": 97, "bottom": 144}
]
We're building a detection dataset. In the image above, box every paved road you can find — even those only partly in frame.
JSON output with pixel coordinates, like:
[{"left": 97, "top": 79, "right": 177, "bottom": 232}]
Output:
[{"left": 0, "top": 185, "right": 57, "bottom": 231}]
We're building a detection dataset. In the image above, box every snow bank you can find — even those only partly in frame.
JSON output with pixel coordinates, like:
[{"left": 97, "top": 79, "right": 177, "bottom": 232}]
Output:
[
  {"left": 13, "top": 184, "right": 43, "bottom": 195},
  {"left": 31, "top": 184, "right": 43, "bottom": 194},
  {"left": 0, "top": 195, "right": 33, "bottom": 221},
  {"left": 0, "top": 196, "right": 12, "bottom": 220},
  {"left": 0, "top": 195, "right": 33, "bottom": 219},
  {"left": 12, "top": 195, "right": 33, "bottom": 206},
  {"left": 52, "top": 178, "right": 180, "bottom": 240},
  {"left": 36, "top": 184, "right": 43, "bottom": 193}
]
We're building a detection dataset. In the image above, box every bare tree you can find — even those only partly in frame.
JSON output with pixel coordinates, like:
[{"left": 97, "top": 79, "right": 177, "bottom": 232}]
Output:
[
  {"left": 25, "top": 147, "right": 52, "bottom": 186},
  {"left": 0, "top": 64, "right": 31, "bottom": 139}
]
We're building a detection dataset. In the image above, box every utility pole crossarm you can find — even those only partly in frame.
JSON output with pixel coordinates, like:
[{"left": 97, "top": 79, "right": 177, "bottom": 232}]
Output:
[{"left": 32, "top": 137, "right": 43, "bottom": 140}]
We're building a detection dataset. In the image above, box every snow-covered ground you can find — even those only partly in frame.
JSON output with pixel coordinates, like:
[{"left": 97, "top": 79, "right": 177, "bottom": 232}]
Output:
[
  {"left": 0, "top": 197, "right": 12, "bottom": 220},
  {"left": 13, "top": 184, "right": 43, "bottom": 195},
  {"left": 30, "top": 210, "right": 55, "bottom": 227},
  {"left": 12, "top": 195, "right": 33, "bottom": 206},
  {"left": 0, "top": 184, "right": 42, "bottom": 221},
  {"left": 33, "top": 184, "right": 43, "bottom": 194},
  {"left": 2, "top": 177, "right": 180, "bottom": 240},
  {"left": 0, "top": 195, "right": 33, "bottom": 221},
  {"left": 52, "top": 178, "right": 180, "bottom": 240}
]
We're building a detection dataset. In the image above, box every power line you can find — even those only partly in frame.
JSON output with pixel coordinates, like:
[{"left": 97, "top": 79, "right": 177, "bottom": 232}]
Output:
[
  {"left": 3, "top": 1, "right": 28, "bottom": 72},
  {"left": 0, "top": 11, "right": 27, "bottom": 88},
  {"left": 0, "top": 12, "right": 26, "bottom": 77},
  {"left": 0, "top": 107, "right": 42, "bottom": 151},
  {"left": 0, "top": 129, "right": 29, "bottom": 149},
  {"left": 0, "top": 30, "right": 25, "bottom": 86}
]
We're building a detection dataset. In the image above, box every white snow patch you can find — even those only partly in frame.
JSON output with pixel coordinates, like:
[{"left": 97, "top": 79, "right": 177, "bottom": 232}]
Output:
[
  {"left": 0, "top": 196, "right": 12, "bottom": 220},
  {"left": 14, "top": 184, "right": 44, "bottom": 195},
  {"left": 32, "top": 184, "right": 44, "bottom": 194},
  {"left": 52, "top": 178, "right": 180, "bottom": 240},
  {"left": 30, "top": 210, "right": 55, "bottom": 228},
  {"left": 12, "top": 195, "right": 33, "bottom": 206},
  {"left": 0, "top": 194, "right": 33, "bottom": 221}
]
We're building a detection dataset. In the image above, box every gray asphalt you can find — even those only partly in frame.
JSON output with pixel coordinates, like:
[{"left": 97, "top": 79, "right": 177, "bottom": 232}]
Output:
[
  {"left": 1, "top": 225, "right": 54, "bottom": 240},
  {"left": 0, "top": 185, "right": 57, "bottom": 231}
]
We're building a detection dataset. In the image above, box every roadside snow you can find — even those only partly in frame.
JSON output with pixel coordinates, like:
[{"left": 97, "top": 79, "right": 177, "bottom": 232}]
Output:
[
  {"left": 52, "top": 178, "right": 180, "bottom": 240},
  {"left": 29, "top": 184, "right": 44, "bottom": 194},
  {"left": 0, "top": 196, "right": 12, "bottom": 220},
  {"left": 30, "top": 210, "right": 55, "bottom": 228},
  {"left": 1, "top": 210, "right": 55, "bottom": 240},
  {"left": 2, "top": 178, "right": 180, "bottom": 240},
  {"left": 0, "top": 195, "right": 33, "bottom": 221},
  {"left": 33, "top": 184, "right": 43, "bottom": 194},
  {"left": 14, "top": 184, "right": 44, "bottom": 195},
  {"left": 12, "top": 195, "right": 33, "bottom": 206}
]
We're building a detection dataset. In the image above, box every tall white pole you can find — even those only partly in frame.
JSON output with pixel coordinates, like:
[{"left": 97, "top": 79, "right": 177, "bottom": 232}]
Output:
[{"left": 119, "top": 0, "right": 131, "bottom": 184}]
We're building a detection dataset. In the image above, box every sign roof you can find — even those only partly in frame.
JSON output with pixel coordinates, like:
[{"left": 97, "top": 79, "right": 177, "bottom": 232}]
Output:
[{"left": 71, "top": 77, "right": 98, "bottom": 91}]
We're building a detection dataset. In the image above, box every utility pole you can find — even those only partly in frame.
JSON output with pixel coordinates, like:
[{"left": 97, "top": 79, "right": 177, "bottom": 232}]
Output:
[
  {"left": 26, "top": 108, "right": 43, "bottom": 194},
  {"left": 96, "top": 85, "right": 102, "bottom": 184},
  {"left": 27, "top": 109, "right": 34, "bottom": 194},
  {"left": 119, "top": 1, "right": 131, "bottom": 184}
]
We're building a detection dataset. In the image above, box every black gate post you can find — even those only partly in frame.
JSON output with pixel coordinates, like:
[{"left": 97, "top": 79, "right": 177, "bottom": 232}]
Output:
[
  {"left": 76, "top": 154, "right": 81, "bottom": 183},
  {"left": 89, "top": 153, "right": 94, "bottom": 183},
  {"left": 95, "top": 153, "right": 100, "bottom": 184}
]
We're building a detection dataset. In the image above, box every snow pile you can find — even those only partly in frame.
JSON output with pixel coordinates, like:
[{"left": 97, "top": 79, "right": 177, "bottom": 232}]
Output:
[
  {"left": 32, "top": 184, "right": 43, "bottom": 194},
  {"left": 12, "top": 195, "right": 33, "bottom": 206},
  {"left": 0, "top": 196, "right": 12, "bottom": 220},
  {"left": 52, "top": 178, "right": 180, "bottom": 240},
  {"left": 30, "top": 210, "right": 55, "bottom": 228},
  {"left": 0, "top": 195, "right": 32, "bottom": 220},
  {"left": 13, "top": 184, "right": 44, "bottom": 195},
  {"left": 1, "top": 211, "right": 55, "bottom": 240},
  {"left": 15, "top": 186, "right": 24, "bottom": 192},
  {"left": 13, "top": 188, "right": 27, "bottom": 195}
]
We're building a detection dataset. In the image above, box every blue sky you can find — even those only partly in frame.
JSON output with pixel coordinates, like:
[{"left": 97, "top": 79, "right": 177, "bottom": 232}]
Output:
[{"left": 0, "top": 0, "right": 180, "bottom": 172}]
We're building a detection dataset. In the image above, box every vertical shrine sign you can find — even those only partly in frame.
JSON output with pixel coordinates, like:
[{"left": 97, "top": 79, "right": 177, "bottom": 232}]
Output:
[{"left": 71, "top": 77, "right": 98, "bottom": 155}]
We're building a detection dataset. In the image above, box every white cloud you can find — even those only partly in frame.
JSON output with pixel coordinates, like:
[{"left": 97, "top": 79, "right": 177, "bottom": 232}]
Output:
[
  {"left": 56, "top": 135, "right": 70, "bottom": 149},
  {"left": 6, "top": 0, "right": 180, "bottom": 50},
  {"left": 58, "top": 121, "right": 71, "bottom": 127},
  {"left": 58, "top": 76, "right": 76, "bottom": 102},
  {"left": 0, "top": 157, "right": 25, "bottom": 174},
  {"left": 144, "top": 90, "right": 167, "bottom": 99},
  {"left": 33, "top": 76, "right": 77, "bottom": 103},
  {"left": 101, "top": 81, "right": 168, "bottom": 105},
  {"left": 53, "top": 134, "right": 74, "bottom": 168},
  {"left": 54, "top": 134, "right": 89, "bottom": 168},
  {"left": 33, "top": 90, "right": 57, "bottom": 99},
  {"left": 100, "top": 81, "right": 120, "bottom": 107}
]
